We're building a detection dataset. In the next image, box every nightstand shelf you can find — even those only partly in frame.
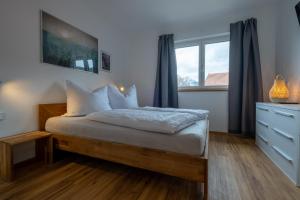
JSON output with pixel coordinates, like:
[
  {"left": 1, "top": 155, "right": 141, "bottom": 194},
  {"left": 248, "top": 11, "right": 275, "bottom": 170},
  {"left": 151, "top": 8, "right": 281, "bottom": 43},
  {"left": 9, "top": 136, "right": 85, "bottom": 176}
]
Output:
[{"left": 0, "top": 131, "right": 52, "bottom": 181}]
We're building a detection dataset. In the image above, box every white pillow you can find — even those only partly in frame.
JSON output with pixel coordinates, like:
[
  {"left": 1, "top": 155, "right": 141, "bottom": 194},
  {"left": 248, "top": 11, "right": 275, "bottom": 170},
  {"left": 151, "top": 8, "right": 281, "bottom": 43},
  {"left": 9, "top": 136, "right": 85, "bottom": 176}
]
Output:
[
  {"left": 65, "top": 80, "right": 111, "bottom": 116},
  {"left": 126, "top": 85, "right": 139, "bottom": 108},
  {"left": 107, "top": 84, "right": 139, "bottom": 109}
]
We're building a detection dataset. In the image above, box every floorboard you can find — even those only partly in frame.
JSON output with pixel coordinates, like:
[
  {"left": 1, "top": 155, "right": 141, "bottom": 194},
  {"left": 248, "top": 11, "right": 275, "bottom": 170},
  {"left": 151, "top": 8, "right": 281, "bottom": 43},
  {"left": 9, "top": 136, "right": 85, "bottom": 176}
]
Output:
[{"left": 0, "top": 132, "right": 299, "bottom": 200}]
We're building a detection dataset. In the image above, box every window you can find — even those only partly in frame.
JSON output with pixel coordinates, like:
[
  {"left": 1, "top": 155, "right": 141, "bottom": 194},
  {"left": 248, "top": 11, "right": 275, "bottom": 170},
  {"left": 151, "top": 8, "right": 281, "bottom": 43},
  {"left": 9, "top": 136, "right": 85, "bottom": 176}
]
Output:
[
  {"left": 175, "top": 35, "right": 230, "bottom": 89},
  {"left": 176, "top": 46, "right": 199, "bottom": 87},
  {"left": 87, "top": 59, "right": 94, "bottom": 70},
  {"left": 75, "top": 60, "right": 84, "bottom": 69}
]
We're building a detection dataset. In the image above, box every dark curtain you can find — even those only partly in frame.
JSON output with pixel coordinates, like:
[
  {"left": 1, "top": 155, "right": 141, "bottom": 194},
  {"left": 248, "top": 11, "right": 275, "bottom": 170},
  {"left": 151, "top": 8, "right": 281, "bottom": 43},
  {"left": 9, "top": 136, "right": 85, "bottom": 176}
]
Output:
[
  {"left": 228, "top": 18, "right": 263, "bottom": 137},
  {"left": 153, "top": 34, "right": 179, "bottom": 108}
]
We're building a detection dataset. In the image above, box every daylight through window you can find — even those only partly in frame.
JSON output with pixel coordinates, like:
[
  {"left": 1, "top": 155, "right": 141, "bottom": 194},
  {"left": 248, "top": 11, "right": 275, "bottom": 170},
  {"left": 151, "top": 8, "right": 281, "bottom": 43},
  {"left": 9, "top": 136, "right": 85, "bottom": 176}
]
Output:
[{"left": 175, "top": 35, "right": 230, "bottom": 88}]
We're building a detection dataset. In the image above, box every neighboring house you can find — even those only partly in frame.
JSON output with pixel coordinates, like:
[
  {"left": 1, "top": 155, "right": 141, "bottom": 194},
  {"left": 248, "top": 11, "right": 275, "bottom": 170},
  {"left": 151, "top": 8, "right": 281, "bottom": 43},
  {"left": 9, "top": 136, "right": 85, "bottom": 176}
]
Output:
[{"left": 205, "top": 72, "right": 229, "bottom": 86}]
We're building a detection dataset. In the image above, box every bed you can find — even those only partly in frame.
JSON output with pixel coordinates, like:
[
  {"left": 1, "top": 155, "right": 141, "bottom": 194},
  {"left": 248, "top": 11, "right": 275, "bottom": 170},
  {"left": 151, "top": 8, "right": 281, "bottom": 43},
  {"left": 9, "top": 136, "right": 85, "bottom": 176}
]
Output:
[{"left": 39, "top": 103, "right": 209, "bottom": 200}]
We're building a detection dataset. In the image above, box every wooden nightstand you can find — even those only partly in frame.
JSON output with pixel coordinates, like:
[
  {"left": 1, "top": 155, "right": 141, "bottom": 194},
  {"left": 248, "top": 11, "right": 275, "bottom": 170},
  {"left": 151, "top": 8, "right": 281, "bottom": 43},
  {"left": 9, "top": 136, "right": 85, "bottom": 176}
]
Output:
[{"left": 0, "top": 131, "right": 52, "bottom": 181}]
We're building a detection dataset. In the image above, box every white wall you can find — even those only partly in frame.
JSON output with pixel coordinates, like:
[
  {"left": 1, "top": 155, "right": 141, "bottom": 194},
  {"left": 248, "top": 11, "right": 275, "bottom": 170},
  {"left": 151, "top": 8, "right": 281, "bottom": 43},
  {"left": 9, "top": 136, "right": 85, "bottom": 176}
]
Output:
[
  {"left": 129, "top": 4, "right": 278, "bottom": 132},
  {"left": 0, "top": 0, "right": 132, "bottom": 162},
  {"left": 276, "top": 0, "right": 300, "bottom": 102},
  {"left": 127, "top": 30, "right": 160, "bottom": 106},
  {"left": 179, "top": 92, "right": 228, "bottom": 132},
  {"left": 0, "top": 0, "right": 132, "bottom": 137}
]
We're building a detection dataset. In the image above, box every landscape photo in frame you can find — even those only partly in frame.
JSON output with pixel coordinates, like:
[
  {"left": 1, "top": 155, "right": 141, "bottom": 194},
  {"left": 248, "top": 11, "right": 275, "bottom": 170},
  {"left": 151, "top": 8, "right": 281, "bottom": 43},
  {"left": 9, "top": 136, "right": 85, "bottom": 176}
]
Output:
[{"left": 41, "top": 11, "right": 99, "bottom": 73}]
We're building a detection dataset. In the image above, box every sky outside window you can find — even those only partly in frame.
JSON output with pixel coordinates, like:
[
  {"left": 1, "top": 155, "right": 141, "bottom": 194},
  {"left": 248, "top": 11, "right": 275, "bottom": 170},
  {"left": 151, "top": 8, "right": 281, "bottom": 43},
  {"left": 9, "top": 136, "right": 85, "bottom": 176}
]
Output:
[
  {"left": 204, "top": 41, "right": 229, "bottom": 86},
  {"left": 176, "top": 46, "right": 199, "bottom": 87},
  {"left": 204, "top": 41, "right": 229, "bottom": 78}
]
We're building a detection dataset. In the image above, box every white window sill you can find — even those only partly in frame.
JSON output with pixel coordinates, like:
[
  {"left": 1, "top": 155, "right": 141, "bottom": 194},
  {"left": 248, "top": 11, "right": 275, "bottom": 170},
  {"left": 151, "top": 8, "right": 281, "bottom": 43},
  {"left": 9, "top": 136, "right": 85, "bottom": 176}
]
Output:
[{"left": 178, "top": 86, "right": 228, "bottom": 92}]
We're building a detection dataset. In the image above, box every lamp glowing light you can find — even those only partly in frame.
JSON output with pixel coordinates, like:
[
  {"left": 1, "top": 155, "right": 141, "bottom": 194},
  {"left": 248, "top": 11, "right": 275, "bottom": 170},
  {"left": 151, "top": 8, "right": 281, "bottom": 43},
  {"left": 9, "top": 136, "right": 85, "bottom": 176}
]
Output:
[
  {"left": 119, "top": 86, "right": 125, "bottom": 93},
  {"left": 269, "top": 75, "right": 289, "bottom": 103}
]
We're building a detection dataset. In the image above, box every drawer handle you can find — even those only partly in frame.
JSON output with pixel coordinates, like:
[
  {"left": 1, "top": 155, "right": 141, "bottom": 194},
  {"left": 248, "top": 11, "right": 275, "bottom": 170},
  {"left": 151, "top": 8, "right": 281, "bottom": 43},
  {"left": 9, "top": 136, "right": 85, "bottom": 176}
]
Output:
[
  {"left": 274, "top": 110, "right": 295, "bottom": 118},
  {"left": 257, "top": 107, "right": 269, "bottom": 112},
  {"left": 271, "top": 128, "right": 294, "bottom": 141},
  {"left": 272, "top": 145, "right": 293, "bottom": 163},
  {"left": 256, "top": 120, "right": 269, "bottom": 128},
  {"left": 257, "top": 134, "right": 268, "bottom": 143}
]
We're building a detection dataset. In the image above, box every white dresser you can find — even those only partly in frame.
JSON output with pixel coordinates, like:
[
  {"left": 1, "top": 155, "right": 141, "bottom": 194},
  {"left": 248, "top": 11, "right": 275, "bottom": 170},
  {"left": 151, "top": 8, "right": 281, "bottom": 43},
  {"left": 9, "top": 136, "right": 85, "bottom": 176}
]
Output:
[{"left": 256, "top": 102, "right": 300, "bottom": 186}]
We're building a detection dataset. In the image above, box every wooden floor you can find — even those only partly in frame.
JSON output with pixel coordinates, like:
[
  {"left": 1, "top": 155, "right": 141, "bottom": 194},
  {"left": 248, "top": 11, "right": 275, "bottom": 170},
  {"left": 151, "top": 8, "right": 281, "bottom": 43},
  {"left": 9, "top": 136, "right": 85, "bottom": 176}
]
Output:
[{"left": 0, "top": 132, "right": 300, "bottom": 200}]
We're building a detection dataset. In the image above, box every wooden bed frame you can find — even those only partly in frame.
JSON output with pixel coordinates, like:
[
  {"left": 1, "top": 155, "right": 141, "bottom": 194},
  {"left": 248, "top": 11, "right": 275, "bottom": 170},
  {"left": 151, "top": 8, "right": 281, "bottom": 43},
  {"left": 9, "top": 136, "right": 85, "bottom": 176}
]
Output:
[{"left": 39, "top": 103, "right": 209, "bottom": 200}]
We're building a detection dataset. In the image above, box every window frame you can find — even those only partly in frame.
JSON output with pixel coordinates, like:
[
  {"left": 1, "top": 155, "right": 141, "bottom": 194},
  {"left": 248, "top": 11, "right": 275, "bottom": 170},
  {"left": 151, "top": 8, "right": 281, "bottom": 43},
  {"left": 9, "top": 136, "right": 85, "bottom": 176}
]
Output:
[{"left": 175, "top": 34, "right": 230, "bottom": 92}]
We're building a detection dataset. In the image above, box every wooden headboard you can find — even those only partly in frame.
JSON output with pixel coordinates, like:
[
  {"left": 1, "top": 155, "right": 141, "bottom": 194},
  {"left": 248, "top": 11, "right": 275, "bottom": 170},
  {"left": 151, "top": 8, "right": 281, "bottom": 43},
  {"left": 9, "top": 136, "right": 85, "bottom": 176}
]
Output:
[{"left": 39, "top": 103, "right": 67, "bottom": 130}]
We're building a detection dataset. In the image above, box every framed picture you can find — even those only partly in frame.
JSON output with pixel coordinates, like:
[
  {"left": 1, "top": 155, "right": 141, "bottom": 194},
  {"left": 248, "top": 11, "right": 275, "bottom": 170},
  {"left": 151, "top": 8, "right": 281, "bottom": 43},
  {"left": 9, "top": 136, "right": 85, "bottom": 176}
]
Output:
[
  {"left": 101, "top": 51, "right": 111, "bottom": 72},
  {"left": 41, "top": 11, "right": 99, "bottom": 74}
]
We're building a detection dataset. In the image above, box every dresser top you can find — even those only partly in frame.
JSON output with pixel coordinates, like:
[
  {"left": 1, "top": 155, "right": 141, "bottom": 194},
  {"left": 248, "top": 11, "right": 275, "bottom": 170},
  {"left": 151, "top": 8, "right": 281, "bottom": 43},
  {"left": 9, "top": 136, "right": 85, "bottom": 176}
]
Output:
[{"left": 257, "top": 102, "right": 300, "bottom": 111}]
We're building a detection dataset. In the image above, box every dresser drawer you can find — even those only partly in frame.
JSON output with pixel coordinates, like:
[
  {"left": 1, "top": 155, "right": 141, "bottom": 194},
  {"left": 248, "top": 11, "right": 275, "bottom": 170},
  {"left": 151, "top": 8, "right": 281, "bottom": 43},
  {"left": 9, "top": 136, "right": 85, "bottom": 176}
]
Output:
[
  {"left": 256, "top": 120, "right": 271, "bottom": 156},
  {"left": 270, "top": 144, "right": 298, "bottom": 183},
  {"left": 256, "top": 133, "right": 271, "bottom": 156},
  {"left": 256, "top": 120, "right": 269, "bottom": 140},
  {"left": 270, "top": 127, "right": 297, "bottom": 162},
  {"left": 256, "top": 105, "right": 271, "bottom": 123},
  {"left": 270, "top": 108, "right": 300, "bottom": 139}
]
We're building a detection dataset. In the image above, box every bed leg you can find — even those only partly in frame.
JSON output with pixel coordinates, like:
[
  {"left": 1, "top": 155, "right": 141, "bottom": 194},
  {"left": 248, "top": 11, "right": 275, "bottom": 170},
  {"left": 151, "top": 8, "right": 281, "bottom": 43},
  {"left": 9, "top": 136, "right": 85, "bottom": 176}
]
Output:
[
  {"left": 196, "top": 182, "right": 201, "bottom": 200},
  {"left": 204, "top": 180, "right": 208, "bottom": 200},
  {"left": 203, "top": 160, "right": 209, "bottom": 200},
  {"left": 203, "top": 160, "right": 208, "bottom": 200},
  {"left": 196, "top": 181, "right": 207, "bottom": 200}
]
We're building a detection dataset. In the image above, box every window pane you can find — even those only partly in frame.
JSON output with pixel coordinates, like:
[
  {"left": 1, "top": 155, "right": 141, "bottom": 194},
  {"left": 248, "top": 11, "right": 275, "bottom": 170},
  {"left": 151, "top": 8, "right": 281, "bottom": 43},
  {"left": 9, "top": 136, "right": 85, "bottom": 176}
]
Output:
[
  {"left": 75, "top": 60, "right": 84, "bottom": 69},
  {"left": 176, "top": 46, "right": 199, "bottom": 87},
  {"left": 204, "top": 41, "right": 229, "bottom": 86},
  {"left": 87, "top": 59, "right": 94, "bottom": 70}
]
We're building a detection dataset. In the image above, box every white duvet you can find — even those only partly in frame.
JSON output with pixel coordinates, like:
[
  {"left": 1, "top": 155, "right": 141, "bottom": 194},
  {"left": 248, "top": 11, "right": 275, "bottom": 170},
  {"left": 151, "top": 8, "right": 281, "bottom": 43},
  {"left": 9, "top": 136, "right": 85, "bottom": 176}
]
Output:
[
  {"left": 86, "top": 107, "right": 209, "bottom": 134},
  {"left": 140, "top": 107, "right": 209, "bottom": 118}
]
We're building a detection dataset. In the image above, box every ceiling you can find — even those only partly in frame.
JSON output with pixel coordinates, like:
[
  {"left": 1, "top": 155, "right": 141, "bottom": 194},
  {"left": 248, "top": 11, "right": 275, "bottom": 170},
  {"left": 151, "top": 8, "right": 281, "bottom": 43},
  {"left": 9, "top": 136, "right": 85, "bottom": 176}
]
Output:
[{"left": 90, "top": 0, "right": 280, "bottom": 31}]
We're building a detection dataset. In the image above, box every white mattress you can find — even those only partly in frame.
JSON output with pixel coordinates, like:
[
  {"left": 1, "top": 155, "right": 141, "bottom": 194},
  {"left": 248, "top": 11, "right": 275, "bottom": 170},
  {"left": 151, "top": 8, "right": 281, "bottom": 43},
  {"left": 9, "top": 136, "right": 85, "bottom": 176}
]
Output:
[{"left": 45, "top": 116, "right": 208, "bottom": 156}]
